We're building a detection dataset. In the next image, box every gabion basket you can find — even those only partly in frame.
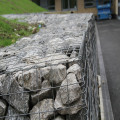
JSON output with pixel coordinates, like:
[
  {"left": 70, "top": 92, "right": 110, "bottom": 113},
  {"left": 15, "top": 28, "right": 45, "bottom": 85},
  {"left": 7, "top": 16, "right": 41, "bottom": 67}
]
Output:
[{"left": 0, "top": 13, "right": 99, "bottom": 120}]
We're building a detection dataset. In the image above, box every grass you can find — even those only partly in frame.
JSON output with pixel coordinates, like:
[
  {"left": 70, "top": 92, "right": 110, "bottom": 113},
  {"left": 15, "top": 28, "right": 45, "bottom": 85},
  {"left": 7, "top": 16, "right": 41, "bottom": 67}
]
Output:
[
  {"left": 0, "top": 16, "right": 39, "bottom": 47},
  {"left": 0, "top": 0, "right": 47, "bottom": 47},
  {"left": 0, "top": 0, "right": 47, "bottom": 15}
]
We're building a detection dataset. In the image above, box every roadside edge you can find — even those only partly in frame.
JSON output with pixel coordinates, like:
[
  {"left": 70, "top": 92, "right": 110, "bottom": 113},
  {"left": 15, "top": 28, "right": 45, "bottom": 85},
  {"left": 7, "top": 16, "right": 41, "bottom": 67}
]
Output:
[{"left": 95, "top": 23, "right": 114, "bottom": 120}]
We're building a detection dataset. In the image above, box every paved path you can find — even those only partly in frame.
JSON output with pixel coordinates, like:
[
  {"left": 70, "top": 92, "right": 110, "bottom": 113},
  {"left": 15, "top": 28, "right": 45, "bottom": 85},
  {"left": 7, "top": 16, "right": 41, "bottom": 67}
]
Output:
[{"left": 97, "top": 20, "right": 120, "bottom": 120}]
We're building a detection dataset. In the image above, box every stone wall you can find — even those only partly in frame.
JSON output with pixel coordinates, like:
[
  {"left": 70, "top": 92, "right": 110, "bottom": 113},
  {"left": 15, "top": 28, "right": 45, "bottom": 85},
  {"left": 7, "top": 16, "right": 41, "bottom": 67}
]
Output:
[{"left": 0, "top": 13, "right": 99, "bottom": 120}]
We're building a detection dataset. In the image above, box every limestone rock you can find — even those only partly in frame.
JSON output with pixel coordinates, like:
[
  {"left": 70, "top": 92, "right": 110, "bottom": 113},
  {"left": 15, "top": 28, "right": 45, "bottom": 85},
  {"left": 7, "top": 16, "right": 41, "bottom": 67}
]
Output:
[
  {"left": 15, "top": 69, "right": 42, "bottom": 91},
  {"left": 53, "top": 116, "right": 65, "bottom": 120},
  {"left": 40, "top": 67, "right": 51, "bottom": 80},
  {"left": 30, "top": 99, "right": 55, "bottom": 120},
  {"left": 5, "top": 80, "right": 29, "bottom": 113},
  {"left": 48, "top": 64, "right": 67, "bottom": 85},
  {"left": 54, "top": 73, "right": 82, "bottom": 115},
  {"left": 0, "top": 99, "right": 7, "bottom": 120},
  {"left": 68, "top": 58, "right": 79, "bottom": 67},
  {"left": 31, "top": 80, "right": 52, "bottom": 105},
  {"left": 67, "top": 64, "right": 81, "bottom": 82},
  {"left": 5, "top": 106, "right": 30, "bottom": 120},
  {"left": 38, "top": 20, "right": 46, "bottom": 27},
  {"left": 0, "top": 74, "right": 14, "bottom": 95},
  {"left": 70, "top": 51, "right": 78, "bottom": 58},
  {"left": 54, "top": 93, "right": 82, "bottom": 115},
  {"left": 66, "top": 110, "right": 82, "bottom": 120},
  {"left": 45, "top": 53, "right": 69, "bottom": 65},
  {"left": 38, "top": 20, "right": 45, "bottom": 25},
  {"left": 0, "top": 74, "right": 29, "bottom": 114},
  {"left": 0, "top": 51, "right": 15, "bottom": 59},
  {"left": 0, "top": 74, "right": 30, "bottom": 114},
  {"left": 0, "top": 64, "right": 7, "bottom": 73},
  {"left": 22, "top": 53, "right": 69, "bottom": 67},
  {"left": 59, "top": 73, "right": 80, "bottom": 105}
]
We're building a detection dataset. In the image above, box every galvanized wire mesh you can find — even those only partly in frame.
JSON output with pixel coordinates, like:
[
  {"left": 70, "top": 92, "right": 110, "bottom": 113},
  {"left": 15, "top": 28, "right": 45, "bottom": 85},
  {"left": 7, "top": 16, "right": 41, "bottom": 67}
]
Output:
[{"left": 0, "top": 15, "right": 99, "bottom": 120}]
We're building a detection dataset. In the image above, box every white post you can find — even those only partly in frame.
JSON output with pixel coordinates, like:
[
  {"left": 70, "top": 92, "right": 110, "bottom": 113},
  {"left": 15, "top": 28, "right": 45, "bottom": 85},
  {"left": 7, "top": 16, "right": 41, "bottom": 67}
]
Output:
[{"left": 116, "top": 0, "right": 118, "bottom": 16}]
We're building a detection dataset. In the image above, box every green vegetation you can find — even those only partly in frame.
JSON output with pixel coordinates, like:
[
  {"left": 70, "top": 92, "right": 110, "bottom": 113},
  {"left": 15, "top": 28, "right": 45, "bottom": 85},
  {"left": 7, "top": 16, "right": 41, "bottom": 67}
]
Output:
[
  {"left": 0, "top": 0, "right": 47, "bottom": 15},
  {"left": 0, "top": 16, "right": 39, "bottom": 47}
]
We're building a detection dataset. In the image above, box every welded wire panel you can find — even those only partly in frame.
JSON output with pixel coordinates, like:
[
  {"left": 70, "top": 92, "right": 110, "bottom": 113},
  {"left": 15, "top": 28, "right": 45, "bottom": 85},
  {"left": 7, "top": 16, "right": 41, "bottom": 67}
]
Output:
[{"left": 0, "top": 14, "right": 99, "bottom": 120}]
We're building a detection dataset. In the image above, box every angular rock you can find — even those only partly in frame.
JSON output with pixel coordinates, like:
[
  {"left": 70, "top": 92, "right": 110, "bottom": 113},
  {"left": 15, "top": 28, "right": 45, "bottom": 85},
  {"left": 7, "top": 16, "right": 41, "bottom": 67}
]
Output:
[
  {"left": 38, "top": 20, "right": 45, "bottom": 24},
  {"left": 0, "top": 74, "right": 29, "bottom": 114},
  {"left": 9, "top": 80, "right": 29, "bottom": 113},
  {"left": 23, "top": 53, "right": 69, "bottom": 67},
  {"left": 38, "top": 20, "right": 46, "bottom": 27},
  {"left": 31, "top": 80, "right": 52, "bottom": 105},
  {"left": 66, "top": 110, "right": 82, "bottom": 120},
  {"left": 68, "top": 58, "right": 79, "bottom": 67},
  {"left": 22, "top": 53, "right": 45, "bottom": 66},
  {"left": 30, "top": 99, "right": 55, "bottom": 120},
  {"left": 0, "top": 64, "right": 7, "bottom": 73},
  {"left": 4, "top": 80, "right": 29, "bottom": 114},
  {"left": 54, "top": 73, "right": 82, "bottom": 115},
  {"left": 5, "top": 106, "right": 30, "bottom": 120},
  {"left": 0, "top": 51, "right": 15, "bottom": 59},
  {"left": 15, "top": 69, "right": 42, "bottom": 91},
  {"left": 0, "top": 74, "right": 14, "bottom": 95},
  {"left": 67, "top": 64, "right": 81, "bottom": 82},
  {"left": 53, "top": 116, "right": 65, "bottom": 120},
  {"left": 48, "top": 64, "right": 67, "bottom": 85},
  {"left": 45, "top": 53, "right": 69, "bottom": 65},
  {"left": 54, "top": 93, "right": 82, "bottom": 115},
  {"left": 59, "top": 73, "right": 80, "bottom": 105},
  {"left": 0, "top": 99, "right": 7, "bottom": 120},
  {"left": 40, "top": 67, "right": 51, "bottom": 80},
  {"left": 70, "top": 51, "right": 78, "bottom": 58}
]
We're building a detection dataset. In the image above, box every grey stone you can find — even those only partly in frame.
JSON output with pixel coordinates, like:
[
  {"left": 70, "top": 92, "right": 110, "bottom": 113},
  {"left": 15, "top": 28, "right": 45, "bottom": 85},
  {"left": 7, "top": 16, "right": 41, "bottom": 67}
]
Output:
[
  {"left": 48, "top": 64, "right": 67, "bottom": 85},
  {"left": 0, "top": 51, "right": 15, "bottom": 59},
  {"left": 31, "top": 80, "right": 52, "bottom": 105},
  {"left": 68, "top": 58, "right": 79, "bottom": 67},
  {"left": 0, "top": 64, "right": 7, "bottom": 72},
  {"left": 70, "top": 51, "right": 78, "bottom": 58},
  {"left": 38, "top": 20, "right": 45, "bottom": 25},
  {"left": 54, "top": 93, "right": 82, "bottom": 115},
  {"left": 5, "top": 106, "right": 29, "bottom": 120},
  {"left": 66, "top": 110, "right": 82, "bottom": 120},
  {"left": 40, "top": 67, "right": 51, "bottom": 80},
  {"left": 30, "top": 99, "right": 55, "bottom": 120},
  {"left": 54, "top": 73, "right": 82, "bottom": 115},
  {"left": 0, "top": 74, "right": 29, "bottom": 114},
  {"left": 15, "top": 69, "right": 42, "bottom": 91},
  {"left": 41, "top": 53, "right": 69, "bottom": 66},
  {"left": 22, "top": 53, "right": 69, "bottom": 68},
  {"left": 0, "top": 99, "right": 7, "bottom": 120},
  {"left": 53, "top": 116, "right": 65, "bottom": 120},
  {"left": 67, "top": 64, "right": 81, "bottom": 82},
  {"left": 59, "top": 73, "right": 80, "bottom": 105},
  {"left": 3, "top": 79, "right": 29, "bottom": 114},
  {"left": 0, "top": 74, "right": 14, "bottom": 95}
]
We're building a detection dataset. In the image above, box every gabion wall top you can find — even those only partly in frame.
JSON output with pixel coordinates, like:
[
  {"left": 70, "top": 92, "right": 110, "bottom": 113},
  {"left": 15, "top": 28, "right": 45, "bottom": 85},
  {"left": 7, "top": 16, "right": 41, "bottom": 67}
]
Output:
[{"left": 0, "top": 13, "right": 93, "bottom": 73}]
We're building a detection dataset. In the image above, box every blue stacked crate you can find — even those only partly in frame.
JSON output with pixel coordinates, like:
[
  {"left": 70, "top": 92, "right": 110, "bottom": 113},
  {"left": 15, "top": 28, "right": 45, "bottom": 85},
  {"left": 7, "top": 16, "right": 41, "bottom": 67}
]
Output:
[{"left": 97, "top": 1, "right": 112, "bottom": 20}]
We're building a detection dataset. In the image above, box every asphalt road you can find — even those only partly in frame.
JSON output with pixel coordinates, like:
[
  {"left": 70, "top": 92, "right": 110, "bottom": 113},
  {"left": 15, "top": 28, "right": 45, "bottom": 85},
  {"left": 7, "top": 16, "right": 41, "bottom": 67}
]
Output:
[{"left": 97, "top": 20, "right": 120, "bottom": 120}]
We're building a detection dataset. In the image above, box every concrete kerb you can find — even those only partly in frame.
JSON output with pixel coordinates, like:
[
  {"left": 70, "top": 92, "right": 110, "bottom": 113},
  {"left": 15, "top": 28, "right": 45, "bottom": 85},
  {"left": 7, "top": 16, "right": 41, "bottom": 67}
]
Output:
[{"left": 95, "top": 22, "right": 114, "bottom": 120}]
